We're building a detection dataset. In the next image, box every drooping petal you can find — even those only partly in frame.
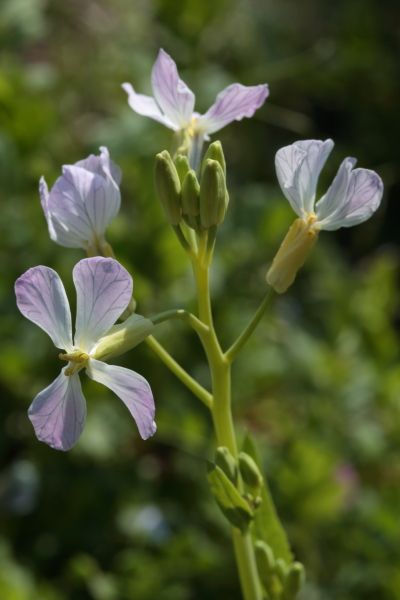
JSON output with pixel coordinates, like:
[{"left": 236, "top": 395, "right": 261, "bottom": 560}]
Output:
[
  {"left": 315, "top": 157, "right": 357, "bottom": 225},
  {"left": 76, "top": 146, "right": 122, "bottom": 186},
  {"left": 45, "top": 163, "right": 120, "bottom": 249},
  {"left": 317, "top": 168, "right": 383, "bottom": 230},
  {"left": 73, "top": 257, "right": 133, "bottom": 352},
  {"left": 151, "top": 49, "right": 195, "bottom": 129},
  {"left": 196, "top": 83, "right": 269, "bottom": 136},
  {"left": 86, "top": 358, "right": 156, "bottom": 440},
  {"left": 15, "top": 266, "right": 73, "bottom": 350},
  {"left": 28, "top": 369, "right": 86, "bottom": 451},
  {"left": 275, "top": 139, "right": 334, "bottom": 217},
  {"left": 122, "top": 83, "right": 177, "bottom": 129}
]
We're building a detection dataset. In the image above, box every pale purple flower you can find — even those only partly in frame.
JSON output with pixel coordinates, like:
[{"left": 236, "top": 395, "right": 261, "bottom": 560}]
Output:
[
  {"left": 40, "top": 147, "right": 121, "bottom": 251},
  {"left": 122, "top": 49, "right": 268, "bottom": 165},
  {"left": 275, "top": 139, "right": 383, "bottom": 230},
  {"left": 15, "top": 257, "right": 156, "bottom": 451}
]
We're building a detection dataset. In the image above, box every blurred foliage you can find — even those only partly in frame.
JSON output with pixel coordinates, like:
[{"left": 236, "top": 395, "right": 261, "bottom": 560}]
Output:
[{"left": 0, "top": 0, "right": 400, "bottom": 598}]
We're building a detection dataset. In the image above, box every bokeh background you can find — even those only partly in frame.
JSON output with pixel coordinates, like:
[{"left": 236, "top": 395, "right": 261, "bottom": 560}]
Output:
[{"left": 1, "top": 0, "right": 400, "bottom": 598}]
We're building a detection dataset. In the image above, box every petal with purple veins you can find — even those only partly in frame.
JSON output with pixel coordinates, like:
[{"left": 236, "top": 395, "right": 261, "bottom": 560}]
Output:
[
  {"left": 15, "top": 266, "right": 73, "bottom": 350},
  {"left": 315, "top": 157, "right": 357, "bottom": 225},
  {"left": 28, "top": 369, "right": 86, "bottom": 451},
  {"left": 151, "top": 49, "right": 195, "bottom": 129},
  {"left": 86, "top": 358, "right": 156, "bottom": 440},
  {"left": 73, "top": 257, "right": 133, "bottom": 352},
  {"left": 197, "top": 83, "right": 269, "bottom": 136}
]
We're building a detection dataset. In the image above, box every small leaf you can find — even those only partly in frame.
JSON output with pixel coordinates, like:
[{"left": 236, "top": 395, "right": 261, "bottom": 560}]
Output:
[
  {"left": 207, "top": 463, "right": 253, "bottom": 531},
  {"left": 242, "top": 433, "right": 293, "bottom": 563}
]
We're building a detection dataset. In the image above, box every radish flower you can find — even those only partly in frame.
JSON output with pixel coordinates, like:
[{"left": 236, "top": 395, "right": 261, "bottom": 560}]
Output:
[
  {"left": 15, "top": 257, "right": 155, "bottom": 450},
  {"left": 40, "top": 147, "right": 121, "bottom": 254},
  {"left": 267, "top": 139, "right": 384, "bottom": 293}
]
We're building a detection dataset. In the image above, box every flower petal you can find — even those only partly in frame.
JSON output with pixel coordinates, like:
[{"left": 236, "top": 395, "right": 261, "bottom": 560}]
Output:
[
  {"left": 15, "top": 266, "right": 73, "bottom": 350},
  {"left": 315, "top": 157, "right": 357, "bottom": 226},
  {"left": 151, "top": 49, "right": 195, "bottom": 129},
  {"left": 275, "top": 139, "right": 334, "bottom": 216},
  {"left": 197, "top": 83, "right": 269, "bottom": 136},
  {"left": 122, "top": 83, "right": 177, "bottom": 129},
  {"left": 318, "top": 168, "right": 383, "bottom": 230},
  {"left": 86, "top": 358, "right": 156, "bottom": 440},
  {"left": 28, "top": 370, "right": 86, "bottom": 451},
  {"left": 76, "top": 146, "right": 122, "bottom": 186},
  {"left": 73, "top": 257, "right": 133, "bottom": 352}
]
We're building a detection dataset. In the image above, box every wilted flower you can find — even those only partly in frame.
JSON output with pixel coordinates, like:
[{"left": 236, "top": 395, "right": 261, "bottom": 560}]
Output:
[
  {"left": 15, "top": 257, "right": 155, "bottom": 450},
  {"left": 267, "top": 139, "right": 384, "bottom": 293},
  {"left": 40, "top": 147, "right": 121, "bottom": 254},
  {"left": 122, "top": 49, "right": 268, "bottom": 167}
]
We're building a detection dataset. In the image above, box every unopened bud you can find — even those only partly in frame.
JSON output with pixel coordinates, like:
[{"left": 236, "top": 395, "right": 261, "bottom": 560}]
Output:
[
  {"left": 200, "top": 159, "right": 228, "bottom": 228},
  {"left": 215, "top": 446, "right": 238, "bottom": 484},
  {"left": 154, "top": 150, "right": 182, "bottom": 225},
  {"left": 282, "top": 562, "right": 305, "bottom": 600},
  {"left": 275, "top": 558, "right": 289, "bottom": 583},
  {"left": 92, "top": 314, "right": 154, "bottom": 362},
  {"left": 238, "top": 452, "right": 263, "bottom": 490},
  {"left": 174, "top": 154, "right": 190, "bottom": 183},
  {"left": 182, "top": 170, "right": 200, "bottom": 230},
  {"left": 255, "top": 541, "right": 275, "bottom": 591},
  {"left": 202, "top": 141, "right": 226, "bottom": 176},
  {"left": 266, "top": 216, "right": 319, "bottom": 294}
]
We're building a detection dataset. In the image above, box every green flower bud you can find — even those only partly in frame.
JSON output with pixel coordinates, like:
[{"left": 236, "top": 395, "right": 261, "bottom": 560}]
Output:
[
  {"left": 181, "top": 169, "right": 200, "bottom": 230},
  {"left": 215, "top": 446, "right": 238, "bottom": 484},
  {"left": 92, "top": 314, "right": 154, "bottom": 362},
  {"left": 282, "top": 563, "right": 305, "bottom": 600},
  {"left": 202, "top": 140, "right": 226, "bottom": 176},
  {"left": 275, "top": 558, "right": 289, "bottom": 583},
  {"left": 238, "top": 452, "right": 263, "bottom": 490},
  {"left": 200, "top": 159, "right": 228, "bottom": 228},
  {"left": 255, "top": 541, "right": 275, "bottom": 591},
  {"left": 154, "top": 150, "right": 182, "bottom": 226},
  {"left": 174, "top": 154, "right": 191, "bottom": 183}
]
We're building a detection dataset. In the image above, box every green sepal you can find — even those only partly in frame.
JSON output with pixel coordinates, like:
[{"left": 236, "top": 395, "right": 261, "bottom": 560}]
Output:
[
  {"left": 154, "top": 150, "right": 182, "bottom": 226},
  {"left": 174, "top": 154, "right": 190, "bottom": 183},
  {"left": 207, "top": 462, "right": 253, "bottom": 532},
  {"left": 202, "top": 140, "right": 226, "bottom": 176},
  {"left": 200, "top": 159, "right": 228, "bottom": 228},
  {"left": 182, "top": 170, "right": 200, "bottom": 217},
  {"left": 215, "top": 446, "right": 238, "bottom": 484},
  {"left": 242, "top": 433, "right": 293, "bottom": 564}
]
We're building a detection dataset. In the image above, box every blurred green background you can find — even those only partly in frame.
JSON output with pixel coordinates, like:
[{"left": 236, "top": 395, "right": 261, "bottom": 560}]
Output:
[{"left": 1, "top": 0, "right": 399, "bottom": 598}]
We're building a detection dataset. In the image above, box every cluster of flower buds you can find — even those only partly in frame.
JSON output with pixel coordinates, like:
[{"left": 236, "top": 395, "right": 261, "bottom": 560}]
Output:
[
  {"left": 154, "top": 141, "right": 229, "bottom": 232},
  {"left": 255, "top": 541, "right": 305, "bottom": 600}
]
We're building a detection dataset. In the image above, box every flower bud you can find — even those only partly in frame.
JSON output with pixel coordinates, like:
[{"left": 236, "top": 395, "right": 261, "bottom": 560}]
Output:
[
  {"left": 174, "top": 154, "right": 190, "bottom": 183},
  {"left": 200, "top": 159, "right": 229, "bottom": 229},
  {"left": 282, "top": 562, "right": 305, "bottom": 600},
  {"left": 238, "top": 452, "right": 263, "bottom": 490},
  {"left": 92, "top": 313, "right": 154, "bottom": 362},
  {"left": 181, "top": 170, "right": 200, "bottom": 230},
  {"left": 266, "top": 216, "right": 319, "bottom": 294},
  {"left": 255, "top": 541, "right": 275, "bottom": 591},
  {"left": 215, "top": 446, "right": 238, "bottom": 484},
  {"left": 154, "top": 150, "right": 182, "bottom": 225},
  {"left": 202, "top": 141, "right": 226, "bottom": 176}
]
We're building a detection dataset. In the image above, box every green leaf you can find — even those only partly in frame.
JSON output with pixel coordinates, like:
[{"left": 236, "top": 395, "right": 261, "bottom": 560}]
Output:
[
  {"left": 207, "top": 463, "right": 253, "bottom": 532},
  {"left": 242, "top": 433, "right": 293, "bottom": 563}
]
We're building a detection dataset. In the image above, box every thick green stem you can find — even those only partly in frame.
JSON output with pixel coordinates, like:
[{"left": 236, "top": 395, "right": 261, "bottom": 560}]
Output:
[{"left": 193, "top": 260, "right": 262, "bottom": 600}]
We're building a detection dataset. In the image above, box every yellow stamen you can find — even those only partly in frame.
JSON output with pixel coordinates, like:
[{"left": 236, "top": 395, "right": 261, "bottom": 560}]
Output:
[{"left": 59, "top": 350, "right": 89, "bottom": 376}]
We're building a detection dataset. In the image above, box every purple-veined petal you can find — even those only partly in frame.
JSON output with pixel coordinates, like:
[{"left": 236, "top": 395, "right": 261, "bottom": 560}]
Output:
[
  {"left": 197, "top": 83, "right": 269, "bottom": 135},
  {"left": 151, "top": 49, "right": 195, "bottom": 129},
  {"left": 122, "top": 83, "right": 177, "bottom": 129},
  {"left": 45, "top": 164, "right": 120, "bottom": 249},
  {"left": 315, "top": 157, "right": 357, "bottom": 225},
  {"left": 73, "top": 257, "right": 133, "bottom": 352},
  {"left": 275, "top": 139, "right": 334, "bottom": 217},
  {"left": 76, "top": 146, "right": 122, "bottom": 186},
  {"left": 28, "top": 369, "right": 86, "bottom": 451},
  {"left": 15, "top": 266, "right": 73, "bottom": 350},
  {"left": 86, "top": 358, "right": 156, "bottom": 440},
  {"left": 317, "top": 168, "right": 383, "bottom": 230}
]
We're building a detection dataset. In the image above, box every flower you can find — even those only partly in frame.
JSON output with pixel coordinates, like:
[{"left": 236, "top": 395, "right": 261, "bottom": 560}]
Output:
[
  {"left": 122, "top": 49, "right": 268, "bottom": 157},
  {"left": 267, "top": 139, "right": 384, "bottom": 293},
  {"left": 40, "top": 147, "right": 121, "bottom": 253},
  {"left": 15, "top": 257, "right": 155, "bottom": 450}
]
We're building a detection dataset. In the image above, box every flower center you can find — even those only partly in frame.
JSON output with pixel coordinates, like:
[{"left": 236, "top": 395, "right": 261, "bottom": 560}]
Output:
[{"left": 59, "top": 350, "right": 89, "bottom": 376}]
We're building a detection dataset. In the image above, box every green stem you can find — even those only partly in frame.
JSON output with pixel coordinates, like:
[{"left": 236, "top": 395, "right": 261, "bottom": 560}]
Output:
[
  {"left": 145, "top": 335, "right": 212, "bottom": 409},
  {"left": 150, "top": 308, "right": 209, "bottom": 337},
  {"left": 225, "top": 288, "right": 274, "bottom": 364},
  {"left": 192, "top": 260, "right": 262, "bottom": 600}
]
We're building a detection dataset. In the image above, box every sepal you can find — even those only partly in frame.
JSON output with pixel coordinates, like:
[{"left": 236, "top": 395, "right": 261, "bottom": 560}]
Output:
[
  {"left": 207, "top": 462, "right": 253, "bottom": 532},
  {"left": 92, "top": 313, "right": 154, "bottom": 362}
]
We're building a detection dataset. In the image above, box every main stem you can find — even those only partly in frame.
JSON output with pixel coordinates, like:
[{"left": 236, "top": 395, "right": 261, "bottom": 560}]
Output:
[{"left": 193, "top": 260, "right": 262, "bottom": 600}]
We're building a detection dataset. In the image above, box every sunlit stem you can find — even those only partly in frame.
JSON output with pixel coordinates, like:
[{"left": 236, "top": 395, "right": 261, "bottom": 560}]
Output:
[{"left": 225, "top": 288, "right": 274, "bottom": 364}]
